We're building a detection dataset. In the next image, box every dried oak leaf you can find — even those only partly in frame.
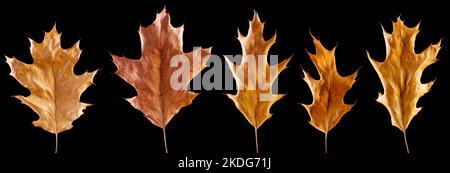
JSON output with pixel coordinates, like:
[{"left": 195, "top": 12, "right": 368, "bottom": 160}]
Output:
[
  {"left": 302, "top": 35, "right": 358, "bottom": 153},
  {"left": 112, "top": 9, "right": 210, "bottom": 153},
  {"left": 225, "top": 12, "right": 291, "bottom": 153},
  {"left": 367, "top": 18, "right": 441, "bottom": 153},
  {"left": 7, "top": 26, "right": 97, "bottom": 153}
]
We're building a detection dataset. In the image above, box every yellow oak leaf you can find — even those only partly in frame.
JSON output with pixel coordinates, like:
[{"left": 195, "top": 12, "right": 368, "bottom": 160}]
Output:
[
  {"left": 302, "top": 35, "right": 358, "bottom": 153},
  {"left": 7, "top": 26, "right": 97, "bottom": 153},
  {"left": 367, "top": 18, "right": 441, "bottom": 153},
  {"left": 225, "top": 12, "right": 291, "bottom": 153},
  {"left": 112, "top": 9, "right": 210, "bottom": 153}
]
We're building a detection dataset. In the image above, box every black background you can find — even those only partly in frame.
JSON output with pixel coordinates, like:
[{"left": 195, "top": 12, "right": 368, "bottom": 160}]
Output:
[{"left": 1, "top": 0, "right": 449, "bottom": 171}]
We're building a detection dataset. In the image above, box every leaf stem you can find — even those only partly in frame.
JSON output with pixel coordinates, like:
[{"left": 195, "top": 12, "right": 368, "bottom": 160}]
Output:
[
  {"left": 55, "top": 132, "right": 58, "bottom": 154},
  {"left": 325, "top": 132, "right": 328, "bottom": 154},
  {"left": 403, "top": 131, "right": 410, "bottom": 154},
  {"left": 254, "top": 127, "right": 259, "bottom": 153},
  {"left": 163, "top": 127, "right": 168, "bottom": 153}
]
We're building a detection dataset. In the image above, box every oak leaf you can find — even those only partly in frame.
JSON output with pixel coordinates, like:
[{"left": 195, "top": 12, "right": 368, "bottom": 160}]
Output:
[
  {"left": 225, "top": 12, "right": 291, "bottom": 153},
  {"left": 301, "top": 35, "right": 358, "bottom": 153},
  {"left": 367, "top": 18, "right": 441, "bottom": 153},
  {"left": 7, "top": 26, "right": 97, "bottom": 153},
  {"left": 112, "top": 9, "right": 210, "bottom": 153}
]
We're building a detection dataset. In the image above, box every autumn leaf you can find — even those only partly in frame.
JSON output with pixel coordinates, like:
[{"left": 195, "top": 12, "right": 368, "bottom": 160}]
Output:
[
  {"left": 112, "top": 9, "right": 210, "bottom": 153},
  {"left": 225, "top": 12, "right": 291, "bottom": 153},
  {"left": 301, "top": 34, "right": 358, "bottom": 153},
  {"left": 7, "top": 26, "right": 97, "bottom": 153},
  {"left": 367, "top": 17, "right": 441, "bottom": 153}
]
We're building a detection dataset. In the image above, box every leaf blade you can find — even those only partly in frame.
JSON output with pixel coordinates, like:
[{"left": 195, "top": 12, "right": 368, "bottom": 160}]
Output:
[
  {"left": 225, "top": 11, "right": 291, "bottom": 152},
  {"left": 7, "top": 25, "right": 97, "bottom": 153},
  {"left": 368, "top": 17, "right": 441, "bottom": 153},
  {"left": 302, "top": 34, "right": 358, "bottom": 153},
  {"left": 112, "top": 9, "right": 210, "bottom": 153}
]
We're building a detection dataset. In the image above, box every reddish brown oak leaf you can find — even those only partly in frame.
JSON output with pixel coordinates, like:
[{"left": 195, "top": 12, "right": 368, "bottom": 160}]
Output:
[{"left": 112, "top": 9, "right": 210, "bottom": 153}]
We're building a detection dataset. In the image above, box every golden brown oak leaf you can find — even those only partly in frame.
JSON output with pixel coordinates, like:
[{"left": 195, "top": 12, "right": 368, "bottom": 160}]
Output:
[
  {"left": 7, "top": 26, "right": 97, "bottom": 153},
  {"left": 367, "top": 18, "right": 441, "bottom": 153},
  {"left": 112, "top": 9, "right": 210, "bottom": 153},
  {"left": 225, "top": 12, "right": 291, "bottom": 153},
  {"left": 302, "top": 35, "right": 358, "bottom": 153}
]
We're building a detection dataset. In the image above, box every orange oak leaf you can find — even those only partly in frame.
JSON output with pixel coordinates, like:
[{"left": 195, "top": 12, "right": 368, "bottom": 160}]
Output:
[
  {"left": 7, "top": 26, "right": 97, "bottom": 153},
  {"left": 301, "top": 35, "right": 358, "bottom": 153},
  {"left": 112, "top": 9, "right": 210, "bottom": 153},
  {"left": 367, "top": 18, "right": 441, "bottom": 153},
  {"left": 225, "top": 12, "right": 291, "bottom": 153}
]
